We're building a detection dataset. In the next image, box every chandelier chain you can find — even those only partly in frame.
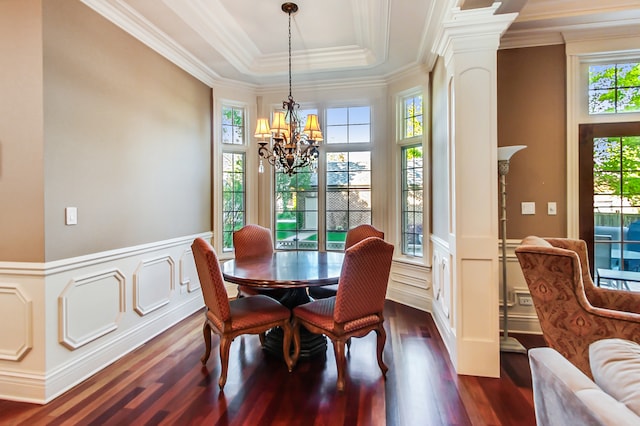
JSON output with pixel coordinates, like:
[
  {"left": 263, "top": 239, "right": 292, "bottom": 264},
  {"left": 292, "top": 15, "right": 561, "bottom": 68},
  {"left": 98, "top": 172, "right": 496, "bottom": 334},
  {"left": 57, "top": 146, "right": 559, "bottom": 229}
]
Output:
[
  {"left": 288, "top": 9, "right": 292, "bottom": 99},
  {"left": 255, "top": 2, "right": 322, "bottom": 176}
]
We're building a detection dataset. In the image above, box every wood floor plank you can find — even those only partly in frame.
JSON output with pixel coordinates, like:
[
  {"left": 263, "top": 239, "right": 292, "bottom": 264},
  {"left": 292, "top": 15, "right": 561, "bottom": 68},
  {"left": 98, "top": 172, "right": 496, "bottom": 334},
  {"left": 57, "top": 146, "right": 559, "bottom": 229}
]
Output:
[{"left": 0, "top": 301, "right": 544, "bottom": 425}]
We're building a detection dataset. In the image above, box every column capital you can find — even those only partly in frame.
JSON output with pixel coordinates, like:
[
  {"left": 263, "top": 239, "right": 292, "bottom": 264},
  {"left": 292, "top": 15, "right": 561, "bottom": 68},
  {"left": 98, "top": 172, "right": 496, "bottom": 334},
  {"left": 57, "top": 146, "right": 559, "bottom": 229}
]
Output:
[{"left": 434, "top": 4, "right": 517, "bottom": 65}]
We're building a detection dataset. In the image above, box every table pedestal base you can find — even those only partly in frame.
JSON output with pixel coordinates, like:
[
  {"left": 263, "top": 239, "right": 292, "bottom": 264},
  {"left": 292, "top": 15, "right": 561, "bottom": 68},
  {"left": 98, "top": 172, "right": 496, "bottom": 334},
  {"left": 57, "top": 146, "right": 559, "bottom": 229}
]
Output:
[
  {"left": 263, "top": 326, "right": 327, "bottom": 359},
  {"left": 263, "top": 287, "right": 327, "bottom": 358}
]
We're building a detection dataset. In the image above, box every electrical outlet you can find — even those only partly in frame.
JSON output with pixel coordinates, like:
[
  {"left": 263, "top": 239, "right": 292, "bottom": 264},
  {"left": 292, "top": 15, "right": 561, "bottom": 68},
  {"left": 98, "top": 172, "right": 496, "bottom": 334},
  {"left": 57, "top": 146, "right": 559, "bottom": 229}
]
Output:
[{"left": 518, "top": 295, "right": 533, "bottom": 306}]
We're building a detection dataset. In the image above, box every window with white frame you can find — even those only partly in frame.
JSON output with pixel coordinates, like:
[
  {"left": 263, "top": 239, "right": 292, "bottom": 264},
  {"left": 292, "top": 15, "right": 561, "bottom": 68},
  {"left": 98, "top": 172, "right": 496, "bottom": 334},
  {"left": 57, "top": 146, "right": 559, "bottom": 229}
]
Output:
[
  {"left": 402, "top": 95, "right": 423, "bottom": 139},
  {"left": 273, "top": 105, "right": 374, "bottom": 251},
  {"left": 222, "top": 153, "right": 245, "bottom": 252},
  {"left": 401, "top": 145, "right": 423, "bottom": 256},
  {"left": 589, "top": 62, "right": 640, "bottom": 115},
  {"left": 221, "top": 106, "right": 244, "bottom": 145},
  {"left": 221, "top": 105, "right": 247, "bottom": 252},
  {"left": 325, "top": 106, "right": 372, "bottom": 250},
  {"left": 399, "top": 93, "right": 424, "bottom": 257},
  {"left": 274, "top": 109, "right": 319, "bottom": 250},
  {"left": 326, "top": 151, "right": 372, "bottom": 250}
]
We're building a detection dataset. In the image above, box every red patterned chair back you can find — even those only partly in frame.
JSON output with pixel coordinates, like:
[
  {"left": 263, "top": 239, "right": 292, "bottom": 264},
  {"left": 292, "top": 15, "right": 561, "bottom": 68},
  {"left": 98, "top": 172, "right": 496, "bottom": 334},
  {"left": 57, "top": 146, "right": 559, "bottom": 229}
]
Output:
[
  {"left": 334, "top": 237, "right": 394, "bottom": 323},
  {"left": 345, "top": 224, "right": 384, "bottom": 250},
  {"left": 233, "top": 224, "right": 274, "bottom": 260},
  {"left": 191, "top": 237, "right": 230, "bottom": 322},
  {"left": 515, "top": 236, "right": 640, "bottom": 377}
]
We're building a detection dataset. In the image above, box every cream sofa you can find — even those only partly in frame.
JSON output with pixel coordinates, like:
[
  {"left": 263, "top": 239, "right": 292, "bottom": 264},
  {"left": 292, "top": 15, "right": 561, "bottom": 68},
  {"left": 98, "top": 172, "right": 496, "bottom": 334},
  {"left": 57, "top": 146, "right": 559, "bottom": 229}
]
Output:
[{"left": 529, "top": 339, "right": 640, "bottom": 425}]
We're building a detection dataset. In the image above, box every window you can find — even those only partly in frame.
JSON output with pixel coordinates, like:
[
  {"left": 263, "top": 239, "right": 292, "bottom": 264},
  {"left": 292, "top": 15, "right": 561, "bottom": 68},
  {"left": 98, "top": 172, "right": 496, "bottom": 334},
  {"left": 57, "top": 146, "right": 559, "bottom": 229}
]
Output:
[
  {"left": 222, "top": 153, "right": 245, "bottom": 252},
  {"left": 221, "top": 103, "right": 247, "bottom": 252},
  {"left": 589, "top": 62, "right": 640, "bottom": 114},
  {"left": 274, "top": 166, "right": 318, "bottom": 250},
  {"left": 222, "top": 106, "right": 244, "bottom": 145},
  {"left": 273, "top": 105, "right": 374, "bottom": 251},
  {"left": 399, "top": 92, "right": 424, "bottom": 257},
  {"left": 326, "top": 106, "right": 371, "bottom": 144},
  {"left": 402, "top": 95, "right": 423, "bottom": 138},
  {"left": 326, "top": 151, "right": 372, "bottom": 250},
  {"left": 401, "top": 145, "right": 423, "bottom": 256}
]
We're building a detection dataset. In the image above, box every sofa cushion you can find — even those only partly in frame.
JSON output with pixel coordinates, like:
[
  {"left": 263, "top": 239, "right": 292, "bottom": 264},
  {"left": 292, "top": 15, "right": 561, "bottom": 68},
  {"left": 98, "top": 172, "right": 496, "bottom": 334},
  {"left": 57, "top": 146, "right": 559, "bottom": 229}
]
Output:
[
  {"left": 530, "top": 347, "right": 639, "bottom": 426},
  {"left": 590, "top": 338, "right": 640, "bottom": 416}
]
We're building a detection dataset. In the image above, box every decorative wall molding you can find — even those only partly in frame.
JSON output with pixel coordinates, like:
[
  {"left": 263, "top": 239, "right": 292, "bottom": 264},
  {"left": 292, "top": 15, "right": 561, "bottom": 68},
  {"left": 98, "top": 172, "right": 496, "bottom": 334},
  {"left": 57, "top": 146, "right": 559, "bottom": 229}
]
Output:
[
  {"left": 179, "top": 248, "right": 199, "bottom": 293},
  {"left": 387, "top": 261, "right": 431, "bottom": 312},
  {"left": 0, "top": 232, "right": 210, "bottom": 403},
  {"left": 0, "top": 233, "right": 212, "bottom": 276},
  {"left": 0, "top": 296, "right": 203, "bottom": 404},
  {"left": 58, "top": 270, "right": 126, "bottom": 350},
  {"left": 133, "top": 256, "right": 175, "bottom": 316},
  {"left": 0, "top": 285, "right": 33, "bottom": 361}
]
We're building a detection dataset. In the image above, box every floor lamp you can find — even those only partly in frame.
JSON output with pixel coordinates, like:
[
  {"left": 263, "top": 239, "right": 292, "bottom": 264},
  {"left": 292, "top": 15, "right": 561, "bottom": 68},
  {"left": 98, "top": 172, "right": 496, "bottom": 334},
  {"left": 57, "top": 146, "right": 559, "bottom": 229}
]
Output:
[{"left": 498, "top": 145, "right": 527, "bottom": 354}]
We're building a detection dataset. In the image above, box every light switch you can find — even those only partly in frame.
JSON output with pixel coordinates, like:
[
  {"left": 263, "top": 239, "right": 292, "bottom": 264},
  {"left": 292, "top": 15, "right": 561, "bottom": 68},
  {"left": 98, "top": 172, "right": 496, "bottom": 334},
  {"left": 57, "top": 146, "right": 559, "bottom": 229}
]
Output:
[
  {"left": 548, "top": 202, "right": 557, "bottom": 215},
  {"left": 65, "top": 207, "right": 78, "bottom": 225},
  {"left": 521, "top": 202, "right": 536, "bottom": 215}
]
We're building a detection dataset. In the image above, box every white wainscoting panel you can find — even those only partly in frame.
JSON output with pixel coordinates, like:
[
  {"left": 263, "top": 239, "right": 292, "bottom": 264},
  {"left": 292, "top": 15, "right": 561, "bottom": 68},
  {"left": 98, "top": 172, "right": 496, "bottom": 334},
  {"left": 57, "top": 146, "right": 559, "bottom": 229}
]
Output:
[
  {"left": 58, "top": 270, "right": 126, "bottom": 350},
  {"left": 0, "top": 232, "right": 210, "bottom": 403},
  {"left": 386, "top": 260, "right": 431, "bottom": 312},
  {"left": 133, "top": 256, "right": 175, "bottom": 316},
  {"left": 0, "top": 284, "right": 33, "bottom": 361},
  {"left": 180, "top": 248, "right": 200, "bottom": 293}
]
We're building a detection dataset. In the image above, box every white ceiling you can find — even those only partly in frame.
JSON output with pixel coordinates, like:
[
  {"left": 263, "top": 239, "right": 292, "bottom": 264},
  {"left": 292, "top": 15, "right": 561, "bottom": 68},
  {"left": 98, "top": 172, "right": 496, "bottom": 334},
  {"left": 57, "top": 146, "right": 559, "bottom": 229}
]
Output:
[{"left": 80, "top": 0, "right": 640, "bottom": 88}]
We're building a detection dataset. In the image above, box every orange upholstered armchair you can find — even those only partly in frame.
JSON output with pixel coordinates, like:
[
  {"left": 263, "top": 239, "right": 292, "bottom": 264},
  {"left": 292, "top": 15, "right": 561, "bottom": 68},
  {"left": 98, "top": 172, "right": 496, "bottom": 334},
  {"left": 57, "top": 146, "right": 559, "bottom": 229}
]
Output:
[
  {"left": 291, "top": 237, "right": 394, "bottom": 391},
  {"left": 515, "top": 236, "right": 640, "bottom": 377},
  {"left": 308, "top": 224, "right": 384, "bottom": 300},
  {"left": 191, "top": 238, "right": 293, "bottom": 389}
]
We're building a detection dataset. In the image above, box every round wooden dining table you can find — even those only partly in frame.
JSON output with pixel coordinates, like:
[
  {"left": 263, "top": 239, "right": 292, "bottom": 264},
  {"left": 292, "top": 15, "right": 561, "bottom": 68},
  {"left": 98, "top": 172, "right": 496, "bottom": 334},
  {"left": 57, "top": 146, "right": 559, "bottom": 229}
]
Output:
[{"left": 222, "top": 251, "right": 345, "bottom": 358}]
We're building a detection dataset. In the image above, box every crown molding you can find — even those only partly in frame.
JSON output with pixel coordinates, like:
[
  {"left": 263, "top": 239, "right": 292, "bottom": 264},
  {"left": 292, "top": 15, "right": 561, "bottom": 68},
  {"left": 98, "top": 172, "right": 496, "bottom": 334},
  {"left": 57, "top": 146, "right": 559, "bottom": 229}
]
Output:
[
  {"left": 501, "top": 15, "right": 640, "bottom": 50},
  {"left": 80, "top": 0, "right": 220, "bottom": 87},
  {"left": 160, "top": 0, "right": 391, "bottom": 77}
]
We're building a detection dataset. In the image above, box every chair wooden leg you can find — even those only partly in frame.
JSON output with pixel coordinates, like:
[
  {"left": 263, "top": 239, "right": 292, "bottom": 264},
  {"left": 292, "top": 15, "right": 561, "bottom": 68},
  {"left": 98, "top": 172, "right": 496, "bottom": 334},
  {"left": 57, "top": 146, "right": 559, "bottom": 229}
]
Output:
[
  {"left": 218, "top": 336, "right": 232, "bottom": 390},
  {"left": 259, "top": 332, "right": 266, "bottom": 346},
  {"left": 291, "top": 319, "right": 301, "bottom": 367},
  {"left": 333, "top": 339, "right": 347, "bottom": 392},
  {"left": 281, "top": 321, "right": 293, "bottom": 372},
  {"left": 201, "top": 321, "right": 212, "bottom": 364},
  {"left": 375, "top": 324, "right": 388, "bottom": 376}
]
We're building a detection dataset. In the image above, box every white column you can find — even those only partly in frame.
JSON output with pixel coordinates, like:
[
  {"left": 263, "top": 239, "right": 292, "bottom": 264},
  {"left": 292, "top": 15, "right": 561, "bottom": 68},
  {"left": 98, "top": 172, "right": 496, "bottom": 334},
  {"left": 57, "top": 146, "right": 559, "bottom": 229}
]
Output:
[{"left": 434, "top": 4, "right": 517, "bottom": 377}]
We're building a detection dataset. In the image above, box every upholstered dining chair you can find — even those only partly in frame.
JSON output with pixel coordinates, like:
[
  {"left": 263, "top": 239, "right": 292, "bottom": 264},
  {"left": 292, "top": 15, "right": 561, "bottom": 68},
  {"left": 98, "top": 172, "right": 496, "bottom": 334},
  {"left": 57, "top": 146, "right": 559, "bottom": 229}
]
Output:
[
  {"left": 233, "top": 224, "right": 286, "bottom": 300},
  {"left": 308, "top": 224, "right": 384, "bottom": 300},
  {"left": 191, "top": 237, "right": 293, "bottom": 389},
  {"left": 291, "top": 236, "right": 394, "bottom": 391},
  {"left": 515, "top": 236, "right": 640, "bottom": 378}
]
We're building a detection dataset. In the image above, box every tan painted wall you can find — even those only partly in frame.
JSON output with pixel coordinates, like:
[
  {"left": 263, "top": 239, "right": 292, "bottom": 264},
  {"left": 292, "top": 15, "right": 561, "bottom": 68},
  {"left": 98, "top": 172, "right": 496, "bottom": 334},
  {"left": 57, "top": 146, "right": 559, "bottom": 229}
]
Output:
[
  {"left": 40, "top": 0, "right": 212, "bottom": 261},
  {"left": 497, "top": 44, "right": 567, "bottom": 240},
  {"left": 0, "top": 0, "right": 46, "bottom": 262}
]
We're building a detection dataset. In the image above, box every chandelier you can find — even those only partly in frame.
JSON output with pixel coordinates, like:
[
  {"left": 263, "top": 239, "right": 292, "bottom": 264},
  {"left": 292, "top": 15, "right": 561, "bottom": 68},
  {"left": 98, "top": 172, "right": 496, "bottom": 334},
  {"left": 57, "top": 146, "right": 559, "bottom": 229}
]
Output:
[{"left": 255, "top": 2, "right": 323, "bottom": 176}]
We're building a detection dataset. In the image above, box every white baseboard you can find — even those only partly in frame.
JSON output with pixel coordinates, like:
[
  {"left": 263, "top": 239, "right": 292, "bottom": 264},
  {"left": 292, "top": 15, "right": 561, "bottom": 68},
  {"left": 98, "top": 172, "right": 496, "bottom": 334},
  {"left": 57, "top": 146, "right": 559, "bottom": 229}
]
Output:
[
  {"left": 0, "top": 297, "right": 204, "bottom": 404},
  {"left": 0, "top": 232, "right": 211, "bottom": 404},
  {"left": 386, "top": 283, "right": 431, "bottom": 312}
]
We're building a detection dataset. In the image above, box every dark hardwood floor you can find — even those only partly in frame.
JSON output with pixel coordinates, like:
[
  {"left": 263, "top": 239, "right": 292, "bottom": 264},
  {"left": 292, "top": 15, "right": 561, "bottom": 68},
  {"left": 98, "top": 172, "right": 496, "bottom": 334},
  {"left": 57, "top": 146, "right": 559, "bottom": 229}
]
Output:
[{"left": 0, "top": 301, "right": 544, "bottom": 425}]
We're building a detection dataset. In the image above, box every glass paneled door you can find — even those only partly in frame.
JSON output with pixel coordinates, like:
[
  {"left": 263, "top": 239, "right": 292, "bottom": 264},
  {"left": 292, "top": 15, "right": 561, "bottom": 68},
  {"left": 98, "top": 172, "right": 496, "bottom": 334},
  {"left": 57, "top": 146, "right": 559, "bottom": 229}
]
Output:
[{"left": 579, "top": 122, "right": 640, "bottom": 280}]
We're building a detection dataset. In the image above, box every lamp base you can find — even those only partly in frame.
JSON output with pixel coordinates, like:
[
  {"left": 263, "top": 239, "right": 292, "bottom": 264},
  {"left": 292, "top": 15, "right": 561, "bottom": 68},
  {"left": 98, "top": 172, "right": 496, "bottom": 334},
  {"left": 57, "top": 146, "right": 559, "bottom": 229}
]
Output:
[{"left": 500, "top": 336, "right": 527, "bottom": 354}]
